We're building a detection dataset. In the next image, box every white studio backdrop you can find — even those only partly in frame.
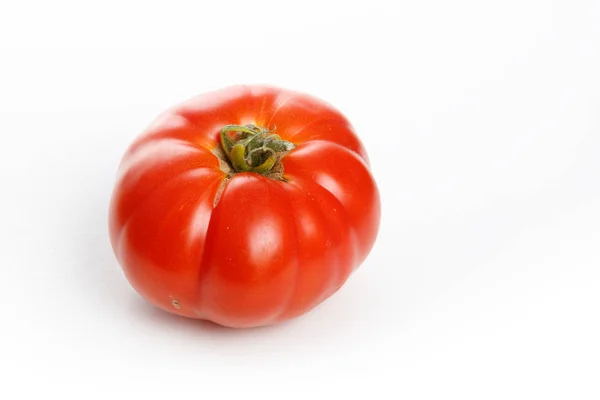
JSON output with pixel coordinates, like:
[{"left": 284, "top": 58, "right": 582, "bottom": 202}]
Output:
[{"left": 0, "top": 1, "right": 599, "bottom": 399}]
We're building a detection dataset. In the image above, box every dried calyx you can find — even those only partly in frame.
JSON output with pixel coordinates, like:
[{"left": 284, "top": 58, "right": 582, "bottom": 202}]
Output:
[{"left": 216, "top": 124, "right": 295, "bottom": 179}]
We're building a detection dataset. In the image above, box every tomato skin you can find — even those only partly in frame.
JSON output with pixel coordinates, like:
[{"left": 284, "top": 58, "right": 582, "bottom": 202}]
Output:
[{"left": 109, "top": 85, "right": 380, "bottom": 328}]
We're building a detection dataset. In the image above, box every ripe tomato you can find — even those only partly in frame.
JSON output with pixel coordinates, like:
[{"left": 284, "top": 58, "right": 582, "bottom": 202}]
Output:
[{"left": 109, "top": 85, "right": 380, "bottom": 328}]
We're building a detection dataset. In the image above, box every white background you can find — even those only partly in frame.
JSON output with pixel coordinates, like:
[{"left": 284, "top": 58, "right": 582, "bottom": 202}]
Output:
[{"left": 1, "top": 0, "right": 599, "bottom": 398}]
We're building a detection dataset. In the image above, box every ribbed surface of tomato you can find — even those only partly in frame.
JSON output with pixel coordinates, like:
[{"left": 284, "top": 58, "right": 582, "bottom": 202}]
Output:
[{"left": 109, "top": 85, "right": 380, "bottom": 328}]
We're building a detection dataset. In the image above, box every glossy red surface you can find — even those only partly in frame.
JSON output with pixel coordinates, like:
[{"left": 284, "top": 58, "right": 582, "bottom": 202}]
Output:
[{"left": 109, "top": 85, "right": 380, "bottom": 328}]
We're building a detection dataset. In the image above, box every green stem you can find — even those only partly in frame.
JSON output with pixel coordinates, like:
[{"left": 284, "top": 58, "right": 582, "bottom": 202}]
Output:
[
  {"left": 219, "top": 124, "right": 295, "bottom": 176},
  {"left": 251, "top": 149, "right": 276, "bottom": 174},
  {"left": 229, "top": 144, "right": 252, "bottom": 172},
  {"left": 221, "top": 124, "right": 261, "bottom": 138}
]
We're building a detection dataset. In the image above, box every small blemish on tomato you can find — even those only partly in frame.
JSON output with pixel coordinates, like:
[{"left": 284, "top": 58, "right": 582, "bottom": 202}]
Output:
[{"left": 171, "top": 299, "right": 181, "bottom": 309}]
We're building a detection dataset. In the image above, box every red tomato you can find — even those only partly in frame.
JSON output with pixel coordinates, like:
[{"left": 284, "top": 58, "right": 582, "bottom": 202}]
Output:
[{"left": 109, "top": 85, "right": 380, "bottom": 328}]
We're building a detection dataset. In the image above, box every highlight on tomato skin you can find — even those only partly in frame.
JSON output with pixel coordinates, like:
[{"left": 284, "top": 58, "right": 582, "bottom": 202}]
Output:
[{"left": 108, "top": 85, "right": 381, "bottom": 328}]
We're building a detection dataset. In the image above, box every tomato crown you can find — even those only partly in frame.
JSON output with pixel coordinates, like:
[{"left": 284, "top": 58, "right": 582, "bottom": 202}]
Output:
[{"left": 217, "top": 124, "right": 295, "bottom": 179}]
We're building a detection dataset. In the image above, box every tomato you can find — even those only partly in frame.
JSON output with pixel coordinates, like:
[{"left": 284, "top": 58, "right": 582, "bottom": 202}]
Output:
[{"left": 109, "top": 85, "right": 380, "bottom": 328}]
